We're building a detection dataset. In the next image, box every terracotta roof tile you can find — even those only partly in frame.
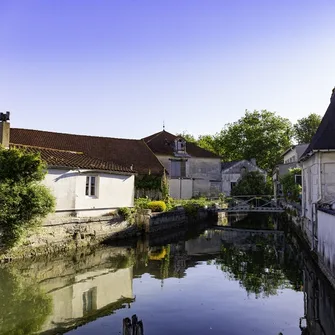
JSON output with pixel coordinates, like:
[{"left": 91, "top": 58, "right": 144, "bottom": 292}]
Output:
[
  {"left": 10, "top": 128, "right": 165, "bottom": 175},
  {"left": 10, "top": 144, "right": 134, "bottom": 173},
  {"left": 143, "top": 130, "right": 221, "bottom": 158}
]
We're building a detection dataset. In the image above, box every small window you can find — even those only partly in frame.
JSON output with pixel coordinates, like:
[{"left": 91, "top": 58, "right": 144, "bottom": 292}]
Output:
[
  {"left": 86, "top": 176, "right": 97, "bottom": 196},
  {"left": 171, "top": 160, "right": 186, "bottom": 177},
  {"left": 83, "top": 287, "right": 97, "bottom": 314},
  {"left": 231, "top": 182, "right": 236, "bottom": 190},
  {"left": 295, "top": 175, "right": 302, "bottom": 186},
  {"left": 240, "top": 167, "right": 247, "bottom": 175}
]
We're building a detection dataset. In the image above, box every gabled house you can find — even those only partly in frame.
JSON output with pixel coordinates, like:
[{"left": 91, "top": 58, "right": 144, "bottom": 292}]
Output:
[
  {"left": 0, "top": 116, "right": 165, "bottom": 217},
  {"left": 143, "top": 130, "right": 222, "bottom": 199},
  {"left": 221, "top": 159, "right": 266, "bottom": 196},
  {"left": 273, "top": 143, "right": 308, "bottom": 198},
  {"left": 299, "top": 88, "right": 335, "bottom": 259}
]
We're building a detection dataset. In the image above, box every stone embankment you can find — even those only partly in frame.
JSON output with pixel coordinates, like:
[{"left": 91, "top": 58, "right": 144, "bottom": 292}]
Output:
[{"left": 0, "top": 207, "right": 217, "bottom": 261}]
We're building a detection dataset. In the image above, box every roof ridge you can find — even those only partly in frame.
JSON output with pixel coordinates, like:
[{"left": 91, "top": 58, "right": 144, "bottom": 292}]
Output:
[
  {"left": 143, "top": 130, "right": 165, "bottom": 143},
  {"left": 11, "top": 127, "right": 141, "bottom": 142}
]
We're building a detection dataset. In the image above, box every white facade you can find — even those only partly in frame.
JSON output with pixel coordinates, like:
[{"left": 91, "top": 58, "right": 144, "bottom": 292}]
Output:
[
  {"left": 156, "top": 155, "right": 222, "bottom": 199},
  {"left": 41, "top": 267, "right": 133, "bottom": 333},
  {"left": 317, "top": 210, "right": 335, "bottom": 274},
  {"left": 44, "top": 168, "right": 135, "bottom": 217},
  {"left": 302, "top": 152, "right": 335, "bottom": 221}
]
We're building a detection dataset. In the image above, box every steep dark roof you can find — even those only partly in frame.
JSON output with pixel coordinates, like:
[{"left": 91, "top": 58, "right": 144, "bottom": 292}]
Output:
[
  {"left": 10, "top": 144, "right": 134, "bottom": 173},
  {"left": 301, "top": 92, "right": 335, "bottom": 160},
  {"left": 143, "top": 130, "right": 220, "bottom": 158},
  {"left": 10, "top": 128, "right": 165, "bottom": 175}
]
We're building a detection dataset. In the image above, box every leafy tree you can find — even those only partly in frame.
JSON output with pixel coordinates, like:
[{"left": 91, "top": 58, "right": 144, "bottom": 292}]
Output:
[
  {"left": 231, "top": 171, "right": 272, "bottom": 196},
  {"left": 0, "top": 147, "right": 55, "bottom": 249},
  {"left": 293, "top": 113, "right": 322, "bottom": 144},
  {"left": 216, "top": 110, "right": 293, "bottom": 172},
  {"left": 197, "top": 134, "right": 219, "bottom": 154},
  {"left": 176, "top": 132, "right": 197, "bottom": 143},
  {"left": 280, "top": 168, "right": 302, "bottom": 203}
]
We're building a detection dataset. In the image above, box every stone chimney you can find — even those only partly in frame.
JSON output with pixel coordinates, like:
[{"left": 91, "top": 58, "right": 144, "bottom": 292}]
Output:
[
  {"left": 250, "top": 158, "right": 256, "bottom": 166},
  {"left": 0, "top": 112, "right": 10, "bottom": 149}
]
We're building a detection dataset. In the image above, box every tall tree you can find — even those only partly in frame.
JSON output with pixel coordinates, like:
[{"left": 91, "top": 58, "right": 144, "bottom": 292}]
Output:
[
  {"left": 293, "top": 113, "right": 322, "bottom": 144},
  {"left": 216, "top": 110, "right": 293, "bottom": 172},
  {"left": 177, "top": 132, "right": 196, "bottom": 143}
]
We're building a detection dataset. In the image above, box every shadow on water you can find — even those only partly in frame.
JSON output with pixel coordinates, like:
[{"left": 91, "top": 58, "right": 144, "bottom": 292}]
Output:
[{"left": 0, "top": 214, "right": 335, "bottom": 334}]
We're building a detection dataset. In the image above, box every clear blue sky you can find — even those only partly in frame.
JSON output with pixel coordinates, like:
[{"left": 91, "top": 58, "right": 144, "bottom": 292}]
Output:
[{"left": 1, "top": 0, "right": 334, "bottom": 139}]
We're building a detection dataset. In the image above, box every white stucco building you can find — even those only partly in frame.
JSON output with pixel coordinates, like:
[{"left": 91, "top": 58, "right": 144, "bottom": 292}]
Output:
[
  {"left": 143, "top": 130, "right": 222, "bottom": 199},
  {"left": 221, "top": 159, "right": 266, "bottom": 196},
  {"left": 300, "top": 88, "right": 335, "bottom": 272},
  {"left": 0, "top": 116, "right": 141, "bottom": 217},
  {"left": 272, "top": 143, "right": 308, "bottom": 198}
]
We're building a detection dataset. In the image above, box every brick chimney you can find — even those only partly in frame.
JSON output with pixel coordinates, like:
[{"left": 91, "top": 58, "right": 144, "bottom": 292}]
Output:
[{"left": 0, "top": 112, "right": 10, "bottom": 149}]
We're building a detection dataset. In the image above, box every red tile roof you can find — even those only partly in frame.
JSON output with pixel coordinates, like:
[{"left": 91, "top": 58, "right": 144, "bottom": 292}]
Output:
[
  {"left": 10, "top": 144, "right": 134, "bottom": 173},
  {"left": 10, "top": 128, "right": 165, "bottom": 175},
  {"left": 143, "top": 130, "right": 221, "bottom": 158}
]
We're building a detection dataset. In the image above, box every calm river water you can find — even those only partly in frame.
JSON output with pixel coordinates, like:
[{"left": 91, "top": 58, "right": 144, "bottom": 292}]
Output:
[{"left": 1, "top": 214, "right": 335, "bottom": 335}]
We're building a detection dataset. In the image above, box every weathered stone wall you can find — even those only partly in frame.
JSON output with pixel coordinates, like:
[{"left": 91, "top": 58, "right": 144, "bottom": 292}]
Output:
[
  {"left": 138, "top": 208, "right": 215, "bottom": 234},
  {"left": 0, "top": 215, "right": 139, "bottom": 260},
  {"left": 1, "top": 208, "right": 216, "bottom": 260}
]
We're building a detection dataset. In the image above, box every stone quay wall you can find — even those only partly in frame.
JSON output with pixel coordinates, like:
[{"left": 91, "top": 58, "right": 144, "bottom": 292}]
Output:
[{"left": 1, "top": 207, "right": 216, "bottom": 261}]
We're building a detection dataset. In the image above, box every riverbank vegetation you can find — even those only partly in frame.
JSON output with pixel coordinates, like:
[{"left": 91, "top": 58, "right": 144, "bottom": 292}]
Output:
[{"left": 0, "top": 147, "right": 55, "bottom": 249}]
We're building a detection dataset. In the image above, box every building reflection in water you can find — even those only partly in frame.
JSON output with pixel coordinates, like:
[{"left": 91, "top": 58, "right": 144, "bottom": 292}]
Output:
[{"left": 1, "top": 219, "right": 335, "bottom": 335}]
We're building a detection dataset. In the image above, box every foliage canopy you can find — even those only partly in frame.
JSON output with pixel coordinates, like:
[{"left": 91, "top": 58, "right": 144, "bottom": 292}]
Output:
[
  {"left": 293, "top": 113, "right": 322, "bottom": 144},
  {"left": 280, "top": 168, "right": 302, "bottom": 203},
  {"left": 0, "top": 147, "right": 55, "bottom": 249}
]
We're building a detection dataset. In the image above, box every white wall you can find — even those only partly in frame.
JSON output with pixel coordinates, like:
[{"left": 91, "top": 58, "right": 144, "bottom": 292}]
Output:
[
  {"left": 169, "top": 179, "right": 193, "bottom": 199},
  {"left": 43, "top": 169, "right": 135, "bottom": 217},
  {"left": 42, "top": 267, "right": 133, "bottom": 331},
  {"left": 283, "top": 149, "right": 298, "bottom": 164},
  {"left": 156, "top": 155, "right": 222, "bottom": 197},
  {"left": 302, "top": 154, "right": 320, "bottom": 221},
  {"left": 222, "top": 173, "right": 240, "bottom": 195},
  {"left": 302, "top": 152, "right": 335, "bottom": 221},
  {"left": 317, "top": 210, "right": 335, "bottom": 273}
]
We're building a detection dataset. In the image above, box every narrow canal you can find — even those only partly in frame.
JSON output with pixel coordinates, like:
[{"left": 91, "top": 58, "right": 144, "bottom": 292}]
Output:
[{"left": 1, "top": 214, "right": 335, "bottom": 335}]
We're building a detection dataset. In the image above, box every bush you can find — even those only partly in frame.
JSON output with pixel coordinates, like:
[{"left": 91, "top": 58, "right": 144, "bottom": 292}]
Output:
[
  {"left": 135, "top": 197, "right": 151, "bottom": 209},
  {"left": 117, "top": 207, "right": 132, "bottom": 221},
  {"left": 0, "top": 147, "right": 55, "bottom": 249},
  {"left": 147, "top": 201, "right": 167, "bottom": 212}
]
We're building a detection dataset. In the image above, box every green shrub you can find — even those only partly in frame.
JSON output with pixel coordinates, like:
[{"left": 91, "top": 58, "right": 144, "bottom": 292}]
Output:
[
  {"left": 164, "top": 196, "right": 176, "bottom": 211},
  {"left": 117, "top": 207, "right": 132, "bottom": 221},
  {"left": 147, "top": 201, "right": 167, "bottom": 212},
  {"left": 135, "top": 197, "right": 151, "bottom": 209},
  {"left": 0, "top": 147, "right": 55, "bottom": 249}
]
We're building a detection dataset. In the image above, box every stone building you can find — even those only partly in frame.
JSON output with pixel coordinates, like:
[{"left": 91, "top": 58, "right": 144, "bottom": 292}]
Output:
[
  {"left": 221, "top": 159, "right": 266, "bottom": 196},
  {"left": 143, "top": 130, "right": 222, "bottom": 199}
]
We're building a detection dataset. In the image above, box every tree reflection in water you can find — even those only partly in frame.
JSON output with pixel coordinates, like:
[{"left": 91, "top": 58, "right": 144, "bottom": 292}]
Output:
[
  {"left": 0, "top": 267, "right": 52, "bottom": 335},
  {"left": 215, "top": 234, "right": 301, "bottom": 298}
]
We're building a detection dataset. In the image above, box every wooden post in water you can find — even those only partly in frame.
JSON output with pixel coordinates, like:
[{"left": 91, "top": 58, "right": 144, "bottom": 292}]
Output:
[{"left": 123, "top": 315, "right": 144, "bottom": 335}]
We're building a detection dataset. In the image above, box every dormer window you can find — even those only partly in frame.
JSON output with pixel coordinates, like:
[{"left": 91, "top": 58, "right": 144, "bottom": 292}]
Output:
[{"left": 175, "top": 138, "right": 186, "bottom": 154}]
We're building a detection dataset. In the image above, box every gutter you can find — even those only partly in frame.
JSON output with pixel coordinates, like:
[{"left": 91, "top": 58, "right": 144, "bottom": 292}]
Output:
[{"left": 48, "top": 166, "right": 136, "bottom": 176}]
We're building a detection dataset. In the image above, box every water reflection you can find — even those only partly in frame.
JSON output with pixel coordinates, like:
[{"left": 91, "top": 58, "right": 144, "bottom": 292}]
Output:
[
  {"left": 0, "top": 267, "right": 52, "bottom": 335},
  {"left": 0, "top": 216, "right": 335, "bottom": 334}
]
